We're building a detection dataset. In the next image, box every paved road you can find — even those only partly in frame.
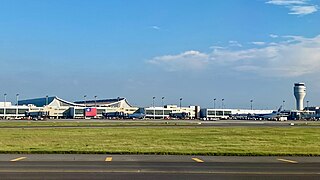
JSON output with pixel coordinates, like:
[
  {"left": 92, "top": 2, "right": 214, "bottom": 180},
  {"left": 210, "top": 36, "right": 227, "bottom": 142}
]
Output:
[
  {"left": 0, "top": 119, "right": 318, "bottom": 128},
  {"left": 0, "top": 154, "right": 319, "bottom": 179}
]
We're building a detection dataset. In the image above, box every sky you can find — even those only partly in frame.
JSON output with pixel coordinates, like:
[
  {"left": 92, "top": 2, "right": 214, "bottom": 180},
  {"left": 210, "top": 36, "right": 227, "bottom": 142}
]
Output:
[{"left": 1, "top": 0, "right": 320, "bottom": 109}]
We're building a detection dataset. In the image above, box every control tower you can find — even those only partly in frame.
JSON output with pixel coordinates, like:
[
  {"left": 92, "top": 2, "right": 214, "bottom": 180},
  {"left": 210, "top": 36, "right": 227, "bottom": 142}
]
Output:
[{"left": 294, "top": 83, "right": 306, "bottom": 111}]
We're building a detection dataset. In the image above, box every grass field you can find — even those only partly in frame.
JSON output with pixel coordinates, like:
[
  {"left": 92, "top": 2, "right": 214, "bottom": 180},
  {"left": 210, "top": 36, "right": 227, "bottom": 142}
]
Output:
[
  {"left": 0, "top": 126, "right": 319, "bottom": 156},
  {"left": 0, "top": 121, "right": 194, "bottom": 127}
]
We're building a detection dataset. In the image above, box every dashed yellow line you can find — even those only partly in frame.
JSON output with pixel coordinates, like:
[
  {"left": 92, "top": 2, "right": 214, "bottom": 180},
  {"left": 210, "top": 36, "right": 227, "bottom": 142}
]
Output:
[
  {"left": 277, "top": 158, "right": 298, "bottom": 164},
  {"left": 105, "top": 157, "right": 112, "bottom": 162},
  {"left": 192, "top": 158, "right": 204, "bottom": 163},
  {"left": 10, "top": 157, "right": 27, "bottom": 162}
]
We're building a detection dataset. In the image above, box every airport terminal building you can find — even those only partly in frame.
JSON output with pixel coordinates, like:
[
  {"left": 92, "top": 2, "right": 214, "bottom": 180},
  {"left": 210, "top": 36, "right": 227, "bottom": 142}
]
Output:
[
  {"left": 0, "top": 96, "right": 138, "bottom": 119},
  {"left": 143, "top": 105, "right": 200, "bottom": 119},
  {"left": 0, "top": 96, "right": 202, "bottom": 120},
  {"left": 200, "top": 108, "right": 273, "bottom": 120},
  {"left": 0, "top": 102, "right": 32, "bottom": 119},
  {"left": 1, "top": 83, "right": 319, "bottom": 120}
]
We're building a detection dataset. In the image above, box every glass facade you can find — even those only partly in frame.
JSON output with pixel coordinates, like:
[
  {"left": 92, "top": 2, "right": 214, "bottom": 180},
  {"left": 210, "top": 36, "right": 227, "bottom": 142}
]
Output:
[
  {"left": 0, "top": 108, "right": 29, "bottom": 115},
  {"left": 75, "top": 109, "right": 84, "bottom": 115},
  {"left": 146, "top": 110, "right": 172, "bottom": 115},
  {"left": 97, "top": 109, "right": 105, "bottom": 114},
  {"left": 207, "top": 110, "right": 232, "bottom": 116},
  {"left": 208, "top": 110, "right": 216, "bottom": 115},
  {"left": 224, "top": 111, "right": 232, "bottom": 116},
  {"left": 216, "top": 111, "right": 223, "bottom": 116},
  {"left": 6, "top": 109, "right": 16, "bottom": 114},
  {"left": 18, "top": 109, "right": 28, "bottom": 114}
]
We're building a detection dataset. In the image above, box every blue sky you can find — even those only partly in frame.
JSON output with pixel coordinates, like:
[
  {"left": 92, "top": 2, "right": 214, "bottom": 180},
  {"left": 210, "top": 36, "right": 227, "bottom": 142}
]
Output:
[{"left": 1, "top": 0, "right": 320, "bottom": 109}]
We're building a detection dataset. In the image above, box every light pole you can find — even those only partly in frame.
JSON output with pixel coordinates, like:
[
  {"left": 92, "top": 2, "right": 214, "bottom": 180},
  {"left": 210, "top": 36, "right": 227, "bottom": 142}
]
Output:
[
  {"left": 221, "top": 99, "right": 224, "bottom": 109},
  {"left": 84, "top": 95, "right": 87, "bottom": 119},
  {"left": 16, "top": 94, "right": 19, "bottom": 106},
  {"left": 46, "top": 95, "right": 49, "bottom": 106},
  {"left": 16, "top": 94, "right": 19, "bottom": 118},
  {"left": 94, "top": 96, "right": 97, "bottom": 107},
  {"left": 213, "top": 98, "right": 216, "bottom": 109},
  {"left": 221, "top": 98, "right": 225, "bottom": 118},
  {"left": 153, "top": 96, "right": 155, "bottom": 119},
  {"left": 44, "top": 95, "right": 48, "bottom": 119},
  {"left": 307, "top": 100, "right": 309, "bottom": 109},
  {"left": 283, "top": 100, "right": 285, "bottom": 110},
  {"left": 4, "top": 93, "right": 7, "bottom": 119},
  {"left": 162, "top": 97, "right": 165, "bottom": 119},
  {"left": 179, "top": 98, "right": 183, "bottom": 109},
  {"left": 250, "top": 100, "right": 253, "bottom": 110}
]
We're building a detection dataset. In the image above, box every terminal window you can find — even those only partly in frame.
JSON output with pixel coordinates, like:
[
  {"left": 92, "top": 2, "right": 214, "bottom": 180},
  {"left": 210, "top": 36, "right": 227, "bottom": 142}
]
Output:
[{"left": 5, "top": 109, "right": 16, "bottom": 114}]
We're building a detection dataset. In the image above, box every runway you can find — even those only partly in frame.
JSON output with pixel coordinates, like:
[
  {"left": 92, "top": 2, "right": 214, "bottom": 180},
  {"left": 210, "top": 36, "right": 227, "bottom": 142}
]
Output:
[{"left": 1, "top": 154, "right": 319, "bottom": 179}]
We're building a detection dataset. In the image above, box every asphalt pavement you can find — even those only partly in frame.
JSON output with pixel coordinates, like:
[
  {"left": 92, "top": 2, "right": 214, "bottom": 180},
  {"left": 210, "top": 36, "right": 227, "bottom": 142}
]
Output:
[
  {"left": 0, "top": 154, "right": 319, "bottom": 179},
  {"left": 0, "top": 119, "right": 319, "bottom": 128}
]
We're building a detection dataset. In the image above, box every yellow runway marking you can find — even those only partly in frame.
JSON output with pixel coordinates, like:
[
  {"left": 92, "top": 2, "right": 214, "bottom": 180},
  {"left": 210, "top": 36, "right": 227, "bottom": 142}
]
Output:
[
  {"left": 105, "top": 157, "right": 112, "bottom": 162},
  {"left": 10, "top": 157, "right": 27, "bottom": 162},
  {"left": 277, "top": 158, "right": 298, "bottom": 164},
  {"left": 192, "top": 158, "right": 204, "bottom": 163}
]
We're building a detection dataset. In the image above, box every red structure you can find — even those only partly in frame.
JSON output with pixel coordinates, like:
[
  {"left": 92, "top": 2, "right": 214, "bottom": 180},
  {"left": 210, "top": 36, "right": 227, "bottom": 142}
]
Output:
[{"left": 85, "top": 108, "right": 97, "bottom": 117}]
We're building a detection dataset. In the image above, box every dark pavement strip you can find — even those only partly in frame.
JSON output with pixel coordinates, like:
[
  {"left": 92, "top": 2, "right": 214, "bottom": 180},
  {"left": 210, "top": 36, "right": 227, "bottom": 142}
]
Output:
[
  {"left": 1, "top": 154, "right": 320, "bottom": 163},
  {"left": 0, "top": 155, "right": 319, "bottom": 180}
]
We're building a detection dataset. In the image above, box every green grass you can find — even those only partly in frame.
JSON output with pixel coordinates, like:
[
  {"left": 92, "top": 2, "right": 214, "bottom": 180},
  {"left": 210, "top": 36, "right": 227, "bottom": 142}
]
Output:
[
  {"left": 0, "top": 121, "right": 194, "bottom": 127},
  {"left": 297, "top": 122, "right": 320, "bottom": 126},
  {"left": 0, "top": 126, "right": 319, "bottom": 156}
]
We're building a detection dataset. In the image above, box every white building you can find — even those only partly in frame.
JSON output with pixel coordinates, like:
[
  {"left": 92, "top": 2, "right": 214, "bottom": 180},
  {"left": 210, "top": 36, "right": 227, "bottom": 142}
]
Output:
[
  {"left": 200, "top": 108, "right": 274, "bottom": 120},
  {"left": 17, "top": 96, "right": 138, "bottom": 119},
  {"left": 0, "top": 102, "right": 34, "bottom": 119},
  {"left": 144, "top": 105, "right": 200, "bottom": 119}
]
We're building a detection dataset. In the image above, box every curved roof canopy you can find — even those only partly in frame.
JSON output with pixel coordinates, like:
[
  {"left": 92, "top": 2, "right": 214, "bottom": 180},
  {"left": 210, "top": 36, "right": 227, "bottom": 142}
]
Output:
[
  {"left": 18, "top": 96, "right": 132, "bottom": 108},
  {"left": 18, "top": 96, "right": 81, "bottom": 107}
]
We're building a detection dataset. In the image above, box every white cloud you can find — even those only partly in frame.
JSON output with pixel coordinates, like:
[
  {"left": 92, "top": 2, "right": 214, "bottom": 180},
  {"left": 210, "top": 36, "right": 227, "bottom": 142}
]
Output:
[
  {"left": 209, "top": 46, "right": 226, "bottom": 50},
  {"left": 149, "top": 26, "right": 161, "bottom": 30},
  {"left": 270, "top": 34, "right": 279, "bottom": 38},
  {"left": 148, "top": 50, "right": 209, "bottom": 71},
  {"left": 289, "top": 5, "right": 318, "bottom": 15},
  {"left": 266, "top": 0, "right": 318, "bottom": 15},
  {"left": 252, "top": 41, "right": 266, "bottom": 45},
  {"left": 266, "top": 0, "right": 306, "bottom": 5},
  {"left": 211, "top": 37, "right": 320, "bottom": 77},
  {"left": 229, "top": 40, "right": 242, "bottom": 47},
  {"left": 148, "top": 35, "right": 320, "bottom": 77}
]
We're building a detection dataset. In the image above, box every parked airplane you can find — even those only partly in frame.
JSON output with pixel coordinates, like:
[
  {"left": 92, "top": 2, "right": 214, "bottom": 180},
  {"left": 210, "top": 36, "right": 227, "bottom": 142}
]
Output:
[
  {"left": 254, "top": 106, "right": 288, "bottom": 120},
  {"left": 127, "top": 112, "right": 146, "bottom": 119}
]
